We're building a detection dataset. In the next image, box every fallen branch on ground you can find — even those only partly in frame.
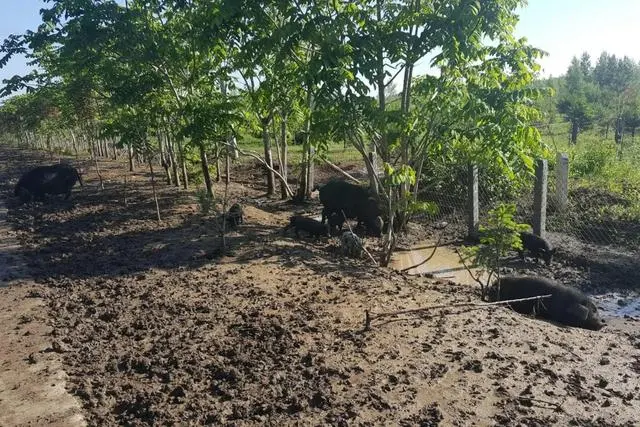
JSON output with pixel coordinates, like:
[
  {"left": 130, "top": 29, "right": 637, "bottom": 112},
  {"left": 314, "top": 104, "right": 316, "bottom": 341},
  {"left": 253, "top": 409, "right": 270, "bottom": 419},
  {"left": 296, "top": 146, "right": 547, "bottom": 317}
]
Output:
[
  {"left": 516, "top": 396, "right": 564, "bottom": 411},
  {"left": 400, "top": 225, "right": 447, "bottom": 273},
  {"left": 364, "top": 294, "right": 552, "bottom": 330}
]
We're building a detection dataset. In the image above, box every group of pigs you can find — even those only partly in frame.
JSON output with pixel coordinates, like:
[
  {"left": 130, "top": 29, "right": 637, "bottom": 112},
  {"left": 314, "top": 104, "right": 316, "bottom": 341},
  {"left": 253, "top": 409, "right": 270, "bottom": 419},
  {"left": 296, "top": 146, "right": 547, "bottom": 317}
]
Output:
[
  {"left": 285, "top": 180, "right": 606, "bottom": 331},
  {"left": 13, "top": 167, "right": 606, "bottom": 331}
]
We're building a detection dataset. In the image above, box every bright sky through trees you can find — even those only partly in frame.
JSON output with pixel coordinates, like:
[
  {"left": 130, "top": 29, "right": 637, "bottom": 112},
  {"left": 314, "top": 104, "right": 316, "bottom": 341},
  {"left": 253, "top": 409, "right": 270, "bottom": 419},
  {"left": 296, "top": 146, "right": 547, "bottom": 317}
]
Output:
[{"left": 2, "top": 0, "right": 640, "bottom": 84}]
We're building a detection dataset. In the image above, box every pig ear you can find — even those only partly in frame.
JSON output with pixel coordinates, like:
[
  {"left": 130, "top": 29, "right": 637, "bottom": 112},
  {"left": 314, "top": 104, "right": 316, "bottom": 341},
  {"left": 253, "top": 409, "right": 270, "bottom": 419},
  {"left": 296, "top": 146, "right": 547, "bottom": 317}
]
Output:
[{"left": 566, "top": 303, "right": 589, "bottom": 321}]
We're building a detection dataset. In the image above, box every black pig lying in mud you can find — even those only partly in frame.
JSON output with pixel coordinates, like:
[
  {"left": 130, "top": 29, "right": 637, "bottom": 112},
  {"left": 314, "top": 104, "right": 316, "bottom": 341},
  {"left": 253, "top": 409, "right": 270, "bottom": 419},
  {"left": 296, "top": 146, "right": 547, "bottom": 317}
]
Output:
[
  {"left": 490, "top": 276, "right": 605, "bottom": 330},
  {"left": 284, "top": 215, "right": 330, "bottom": 238},
  {"left": 517, "top": 231, "right": 556, "bottom": 265},
  {"left": 14, "top": 163, "right": 83, "bottom": 202}
]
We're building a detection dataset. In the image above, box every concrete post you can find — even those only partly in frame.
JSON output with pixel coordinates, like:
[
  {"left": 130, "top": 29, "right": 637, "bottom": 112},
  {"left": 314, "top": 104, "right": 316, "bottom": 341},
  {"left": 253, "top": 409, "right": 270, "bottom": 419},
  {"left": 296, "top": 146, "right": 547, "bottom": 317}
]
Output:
[
  {"left": 467, "top": 164, "right": 479, "bottom": 239},
  {"left": 555, "top": 152, "right": 569, "bottom": 211},
  {"left": 533, "top": 159, "right": 548, "bottom": 238}
]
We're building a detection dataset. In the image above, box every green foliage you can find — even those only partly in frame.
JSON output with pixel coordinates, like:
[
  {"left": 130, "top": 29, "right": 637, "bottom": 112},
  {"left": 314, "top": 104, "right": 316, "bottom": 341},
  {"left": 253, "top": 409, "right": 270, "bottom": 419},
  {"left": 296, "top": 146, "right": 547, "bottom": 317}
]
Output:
[
  {"left": 570, "top": 140, "right": 617, "bottom": 177},
  {"left": 460, "top": 203, "right": 529, "bottom": 298}
]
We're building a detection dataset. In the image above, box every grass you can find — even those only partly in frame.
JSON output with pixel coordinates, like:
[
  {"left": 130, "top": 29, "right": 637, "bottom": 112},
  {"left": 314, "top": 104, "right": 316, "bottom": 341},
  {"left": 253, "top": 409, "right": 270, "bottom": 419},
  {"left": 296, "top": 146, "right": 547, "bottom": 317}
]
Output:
[{"left": 541, "top": 122, "right": 640, "bottom": 222}]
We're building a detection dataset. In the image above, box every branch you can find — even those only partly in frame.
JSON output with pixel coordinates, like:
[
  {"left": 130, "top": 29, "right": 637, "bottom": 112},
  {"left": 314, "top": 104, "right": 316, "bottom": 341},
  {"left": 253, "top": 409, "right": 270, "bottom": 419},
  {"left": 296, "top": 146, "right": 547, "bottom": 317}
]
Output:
[
  {"left": 368, "top": 294, "right": 553, "bottom": 324},
  {"left": 384, "top": 64, "right": 406, "bottom": 88},
  {"left": 454, "top": 248, "right": 487, "bottom": 290},
  {"left": 317, "top": 156, "right": 361, "bottom": 184},
  {"left": 516, "top": 396, "right": 564, "bottom": 411},
  {"left": 220, "top": 141, "right": 294, "bottom": 197},
  {"left": 400, "top": 226, "right": 447, "bottom": 272}
]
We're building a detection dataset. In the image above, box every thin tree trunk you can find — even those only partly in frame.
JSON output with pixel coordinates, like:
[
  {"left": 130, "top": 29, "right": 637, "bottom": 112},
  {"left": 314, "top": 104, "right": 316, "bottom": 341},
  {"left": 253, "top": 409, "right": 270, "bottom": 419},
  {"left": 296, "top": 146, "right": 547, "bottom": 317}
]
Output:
[
  {"left": 225, "top": 148, "right": 231, "bottom": 185},
  {"left": 148, "top": 157, "right": 161, "bottom": 223},
  {"left": 262, "top": 116, "right": 275, "bottom": 195},
  {"left": 177, "top": 137, "right": 188, "bottom": 189},
  {"left": 412, "top": 157, "right": 425, "bottom": 201},
  {"left": 571, "top": 121, "right": 579, "bottom": 144},
  {"left": 279, "top": 114, "right": 288, "bottom": 199},
  {"left": 91, "top": 140, "right": 105, "bottom": 190},
  {"left": 296, "top": 90, "right": 313, "bottom": 200},
  {"left": 166, "top": 131, "right": 180, "bottom": 188},
  {"left": 157, "top": 131, "right": 171, "bottom": 185},
  {"left": 199, "top": 142, "right": 213, "bottom": 197},
  {"left": 215, "top": 153, "right": 221, "bottom": 182},
  {"left": 128, "top": 144, "right": 135, "bottom": 172}
]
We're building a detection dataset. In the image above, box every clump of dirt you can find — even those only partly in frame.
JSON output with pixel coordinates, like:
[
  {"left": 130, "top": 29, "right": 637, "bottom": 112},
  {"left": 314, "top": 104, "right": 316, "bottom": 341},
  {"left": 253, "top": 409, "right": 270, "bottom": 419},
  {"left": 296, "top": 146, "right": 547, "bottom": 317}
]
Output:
[{"left": 2, "top": 146, "right": 640, "bottom": 425}]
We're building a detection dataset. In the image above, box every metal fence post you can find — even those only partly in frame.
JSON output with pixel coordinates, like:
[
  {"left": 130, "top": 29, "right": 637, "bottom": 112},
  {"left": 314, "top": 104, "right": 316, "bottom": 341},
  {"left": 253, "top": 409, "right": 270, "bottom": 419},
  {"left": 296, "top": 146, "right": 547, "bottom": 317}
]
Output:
[
  {"left": 533, "top": 159, "right": 548, "bottom": 238},
  {"left": 467, "top": 164, "right": 479, "bottom": 239}
]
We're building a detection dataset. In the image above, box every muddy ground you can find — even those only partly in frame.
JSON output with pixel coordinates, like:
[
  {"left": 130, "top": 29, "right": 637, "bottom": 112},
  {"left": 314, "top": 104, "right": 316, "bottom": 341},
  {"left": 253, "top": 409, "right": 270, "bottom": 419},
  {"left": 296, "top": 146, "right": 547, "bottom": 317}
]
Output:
[{"left": 1, "top": 145, "right": 640, "bottom": 426}]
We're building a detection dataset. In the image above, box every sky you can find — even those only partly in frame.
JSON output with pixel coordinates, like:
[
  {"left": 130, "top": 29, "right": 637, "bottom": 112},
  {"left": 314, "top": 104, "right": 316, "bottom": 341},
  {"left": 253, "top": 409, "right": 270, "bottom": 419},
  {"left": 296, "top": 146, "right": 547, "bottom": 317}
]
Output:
[{"left": 1, "top": 0, "right": 640, "bottom": 87}]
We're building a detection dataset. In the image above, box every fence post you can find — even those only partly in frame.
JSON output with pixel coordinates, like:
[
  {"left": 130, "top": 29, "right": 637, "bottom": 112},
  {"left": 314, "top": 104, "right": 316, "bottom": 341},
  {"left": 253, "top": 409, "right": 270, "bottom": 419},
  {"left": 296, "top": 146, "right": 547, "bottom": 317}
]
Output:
[
  {"left": 467, "top": 164, "right": 479, "bottom": 240},
  {"left": 533, "top": 159, "right": 548, "bottom": 238},
  {"left": 555, "top": 152, "right": 569, "bottom": 211}
]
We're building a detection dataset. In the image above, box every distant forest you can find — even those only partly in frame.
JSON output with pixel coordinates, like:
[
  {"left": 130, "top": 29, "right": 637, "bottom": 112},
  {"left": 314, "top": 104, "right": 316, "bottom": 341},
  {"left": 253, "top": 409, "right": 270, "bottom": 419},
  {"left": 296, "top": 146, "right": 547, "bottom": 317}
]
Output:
[{"left": 535, "top": 52, "right": 640, "bottom": 144}]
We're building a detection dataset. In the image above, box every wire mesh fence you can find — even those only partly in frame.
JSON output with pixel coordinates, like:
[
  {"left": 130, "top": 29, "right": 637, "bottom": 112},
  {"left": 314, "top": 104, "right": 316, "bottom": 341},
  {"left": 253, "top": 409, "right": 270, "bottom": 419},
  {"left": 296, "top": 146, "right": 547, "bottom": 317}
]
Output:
[{"left": 238, "top": 132, "right": 640, "bottom": 257}]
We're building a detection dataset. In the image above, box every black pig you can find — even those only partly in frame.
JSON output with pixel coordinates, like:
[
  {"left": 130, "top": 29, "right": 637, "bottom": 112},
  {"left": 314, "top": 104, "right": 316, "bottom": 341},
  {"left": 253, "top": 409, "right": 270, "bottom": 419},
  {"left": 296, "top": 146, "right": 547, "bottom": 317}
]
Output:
[
  {"left": 517, "top": 231, "right": 556, "bottom": 265},
  {"left": 490, "top": 276, "right": 605, "bottom": 331},
  {"left": 317, "top": 180, "right": 384, "bottom": 237},
  {"left": 15, "top": 163, "right": 83, "bottom": 202},
  {"left": 284, "top": 215, "right": 330, "bottom": 238},
  {"left": 226, "top": 203, "right": 244, "bottom": 227}
]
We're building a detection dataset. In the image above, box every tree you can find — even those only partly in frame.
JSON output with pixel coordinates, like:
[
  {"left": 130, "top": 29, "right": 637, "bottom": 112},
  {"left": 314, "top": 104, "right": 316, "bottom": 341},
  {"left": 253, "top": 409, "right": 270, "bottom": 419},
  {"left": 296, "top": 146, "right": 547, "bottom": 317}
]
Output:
[{"left": 557, "top": 57, "right": 596, "bottom": 144}]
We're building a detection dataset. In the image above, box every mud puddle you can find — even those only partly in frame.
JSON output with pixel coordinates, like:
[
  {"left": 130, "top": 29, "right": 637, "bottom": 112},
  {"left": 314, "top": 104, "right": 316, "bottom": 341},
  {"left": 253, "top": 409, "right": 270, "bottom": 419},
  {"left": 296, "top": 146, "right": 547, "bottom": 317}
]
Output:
[
  {"left": 390, "top": 239, "right": 485, "bottom": 285},
  {"left": 592, "top": 292, "right": 640, "bottom": 319}
]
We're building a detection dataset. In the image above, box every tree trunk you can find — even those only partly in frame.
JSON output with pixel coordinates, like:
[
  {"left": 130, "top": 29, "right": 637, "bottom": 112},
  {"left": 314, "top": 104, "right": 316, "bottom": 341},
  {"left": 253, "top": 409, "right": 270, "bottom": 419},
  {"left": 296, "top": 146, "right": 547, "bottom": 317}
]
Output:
[
  {"left": 157, "top": 132, "right": 171, "bottom": 185},
  {"left": 570, "top": 121, "right": 579, "bottom": 144},
  {"left": 296, "top": 90, "right": 313, "bottom": 200},
  {"left": 215, "top": 154, "right": 221, "bottom": 182},
  {"left": 177, "top": 137, "right": 188, "bottom": 190},
  {"left": 225, "top": 148, "right": 231, "bottom": 185},
  {"left": 128, "top": 144, "right": 135, "bottom": 172},
  {"left": 262, "top": 116, "right": 275, "bottom": 196},
  {"left": 90, "top": 140, "right": 105, "bottom": 190},
  {"left": 199, "top": 142, "right": 213, "bottom": 197},
  {"left": 280, "top": 114, "right": 288, "bottom": 200},
  {"left": 70, "top": 131, "right": 79, "bottom": 159},
  {"left": 615, "top": 116, "right": 623, "bottom": 145},
  {"left": 148, "top": 157, "right": 161, "bottom": 223},
  {"left": 166, "top": 132, "right": 180, "bottom": 188}
]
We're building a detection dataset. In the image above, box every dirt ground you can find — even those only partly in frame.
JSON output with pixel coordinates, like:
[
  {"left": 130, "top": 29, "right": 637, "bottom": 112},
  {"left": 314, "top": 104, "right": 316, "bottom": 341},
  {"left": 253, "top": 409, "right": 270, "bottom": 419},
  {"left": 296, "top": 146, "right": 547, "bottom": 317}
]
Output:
[{"left": 1, "top": 145, "right": 640, "bottom": 426}]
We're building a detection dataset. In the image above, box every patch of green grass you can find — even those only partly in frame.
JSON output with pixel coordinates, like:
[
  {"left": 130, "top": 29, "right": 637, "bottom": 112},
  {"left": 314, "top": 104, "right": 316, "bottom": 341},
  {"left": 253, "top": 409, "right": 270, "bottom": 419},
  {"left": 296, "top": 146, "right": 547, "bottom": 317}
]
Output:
[{"left": 541, "top": 123, "right": 640, "bottom": 221}]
